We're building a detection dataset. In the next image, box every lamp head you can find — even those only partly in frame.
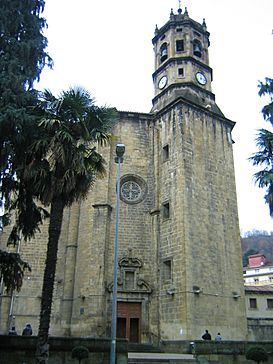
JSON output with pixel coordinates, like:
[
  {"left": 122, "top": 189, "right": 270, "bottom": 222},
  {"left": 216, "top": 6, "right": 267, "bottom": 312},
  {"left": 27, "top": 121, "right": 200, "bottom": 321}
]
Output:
[{"left": 116, "top": 144, "right": 125, "bottom": 158}]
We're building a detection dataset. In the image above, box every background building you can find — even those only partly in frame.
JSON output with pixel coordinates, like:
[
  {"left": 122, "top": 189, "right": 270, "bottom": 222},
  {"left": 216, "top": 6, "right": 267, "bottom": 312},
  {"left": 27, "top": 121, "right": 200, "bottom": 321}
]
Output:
[
  {"left": 244, "top": 254, "right": 273, "bottom": 286},
  {"left": 245, "top": 285, "right": 273, "bottom": 341}
]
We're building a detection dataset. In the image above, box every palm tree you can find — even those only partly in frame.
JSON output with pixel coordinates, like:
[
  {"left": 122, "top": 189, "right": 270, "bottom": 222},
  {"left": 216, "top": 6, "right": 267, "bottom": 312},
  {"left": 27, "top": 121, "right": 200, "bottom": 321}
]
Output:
[{"left": 25, "top": 87, "right": 116, "bottom": 364}]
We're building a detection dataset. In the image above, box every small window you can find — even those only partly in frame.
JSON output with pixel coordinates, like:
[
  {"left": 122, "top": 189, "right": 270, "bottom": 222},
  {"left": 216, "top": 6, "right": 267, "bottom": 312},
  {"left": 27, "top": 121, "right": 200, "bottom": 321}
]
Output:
[
  {"left": 162, "top": 259, "right": 172, "bottom": 281},
  {"left": 254, "top": 278, "right": 259, "bottom": 284},
  {"left": 267, "top": 299, "right": 273, "bottom": 309},
  {"left": 176, "top": 39, "right": 184, "bottom": 52},
  {"left": 255, "top": 269, "right": 260, "bottom": 272},
  {"left": 162, "top": 202, "right": 170, "bottom": 219},
  {"left": 163, "top": 144, "right": 169, "bottom": 161},
  {"left": 249, "top": 298, "right": 257, "bottom": 309},
  {"left": 178, "top": 68, "right": 184, "bottom": 77},
  {"left": 176, "top": 28, "right": 182, "bottom": 32}
]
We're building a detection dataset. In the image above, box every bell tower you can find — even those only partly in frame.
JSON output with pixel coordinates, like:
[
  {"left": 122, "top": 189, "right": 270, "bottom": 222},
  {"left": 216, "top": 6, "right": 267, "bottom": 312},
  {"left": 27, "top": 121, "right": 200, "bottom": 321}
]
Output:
[
  {"left": 152, "top": 6, "right": 222, "bottom": 115},
  {"left": 150, "top": 6, "right": 247, "bottom": 340}
]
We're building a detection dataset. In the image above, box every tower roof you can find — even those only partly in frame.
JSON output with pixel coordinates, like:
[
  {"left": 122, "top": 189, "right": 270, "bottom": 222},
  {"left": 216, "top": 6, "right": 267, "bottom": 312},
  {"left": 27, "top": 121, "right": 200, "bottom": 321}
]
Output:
[{"left": 152, "top": 7, "right": 209, "bottom": 45}]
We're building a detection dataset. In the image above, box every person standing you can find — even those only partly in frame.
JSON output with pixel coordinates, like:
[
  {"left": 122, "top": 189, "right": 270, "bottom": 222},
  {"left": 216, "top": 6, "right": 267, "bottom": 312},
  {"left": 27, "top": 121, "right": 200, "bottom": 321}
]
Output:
[
  {"left": 202, "top": 329, "right": 212, "bottom": 340},
  {"left": 22, "top": 323, "right": 32, "bottom": 336},
  {"left": 215, "top": 333, "right": 222, "bottom": 342}
]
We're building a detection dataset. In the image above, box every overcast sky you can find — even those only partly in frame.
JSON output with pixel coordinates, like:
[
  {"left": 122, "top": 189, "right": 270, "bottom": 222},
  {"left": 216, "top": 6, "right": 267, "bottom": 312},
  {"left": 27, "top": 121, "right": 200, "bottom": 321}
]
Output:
[{"left": 37, "top": 0, "right": 273, "bottom": 235}]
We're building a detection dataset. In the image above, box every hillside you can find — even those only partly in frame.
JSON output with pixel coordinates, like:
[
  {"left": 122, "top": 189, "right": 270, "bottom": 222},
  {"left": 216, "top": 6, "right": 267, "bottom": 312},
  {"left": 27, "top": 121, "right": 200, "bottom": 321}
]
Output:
[{"left": 241, "top": 233, "right": 273, "bottom": 266}]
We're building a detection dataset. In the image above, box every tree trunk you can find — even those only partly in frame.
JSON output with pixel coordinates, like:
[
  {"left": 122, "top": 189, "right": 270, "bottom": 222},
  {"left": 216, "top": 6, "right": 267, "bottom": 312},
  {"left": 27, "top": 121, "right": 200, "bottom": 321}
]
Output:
[{"left": 35, "top": 197, "right": 65, "bottom": 364}]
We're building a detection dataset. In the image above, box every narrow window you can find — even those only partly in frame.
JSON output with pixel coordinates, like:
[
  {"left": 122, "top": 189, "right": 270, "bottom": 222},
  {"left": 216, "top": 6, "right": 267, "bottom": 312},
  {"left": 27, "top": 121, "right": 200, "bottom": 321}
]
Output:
[
  {"left": 125, "top": 271, "right": 135, "bottom": 290},
  {"left": 249, "top": 298, "right": 257, "bottom": 309},
  {"left": 162, "top": 202, "right": 170, "bottom": 219},
  {"left": 178, "top": 68, "right": 184, "bottom": 77},
  {"left": 267, "top": 299, "right": 273, "bottom": 309},
  {"left": 176, "top": 39, "right": 184, "bottom": 52},
  {"left": 160, "top": 43, "right": 168, "bottom": 63},
  {"left": 193, "top": 39, "right": 202, "bottom": 57},
  {"left": 163, "top": 144, "right": 169, "bottom": 161},
  {"left": 162, "top": 259, "right": 172, "bottom": 281}
]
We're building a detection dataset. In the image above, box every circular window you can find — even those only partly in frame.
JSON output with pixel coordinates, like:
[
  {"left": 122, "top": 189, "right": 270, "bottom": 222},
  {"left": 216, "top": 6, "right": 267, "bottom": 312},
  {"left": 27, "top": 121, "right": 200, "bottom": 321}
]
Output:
[
  {"left": 120, "top": 175, "right": 147, "bottom": 204},
  {"left": 121, "top": 181, "right": 141, "bottom": 202}
]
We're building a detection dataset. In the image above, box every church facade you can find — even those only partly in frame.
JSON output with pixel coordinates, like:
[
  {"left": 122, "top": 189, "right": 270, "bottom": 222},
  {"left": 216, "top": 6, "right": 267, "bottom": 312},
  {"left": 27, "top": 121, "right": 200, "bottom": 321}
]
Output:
[{"left": 0, "top": 7, "right": 247, "bottom": 342}]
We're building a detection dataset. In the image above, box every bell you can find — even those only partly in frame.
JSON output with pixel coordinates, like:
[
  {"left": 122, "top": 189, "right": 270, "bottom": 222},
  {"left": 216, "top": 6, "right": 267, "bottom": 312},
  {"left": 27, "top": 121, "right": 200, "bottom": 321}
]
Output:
[
  {"left": 193, "top": 43, "right": 202, "bottom": 57},
  {"left": 160, "top": 48, "right": 168, "bottom": 62}
]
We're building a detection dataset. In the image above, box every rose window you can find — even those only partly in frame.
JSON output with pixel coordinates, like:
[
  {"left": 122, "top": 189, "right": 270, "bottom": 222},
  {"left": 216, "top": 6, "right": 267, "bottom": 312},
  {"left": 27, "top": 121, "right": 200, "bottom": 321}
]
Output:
[{"left": 121, "top": 181, "right": 141, "bottom": 202}]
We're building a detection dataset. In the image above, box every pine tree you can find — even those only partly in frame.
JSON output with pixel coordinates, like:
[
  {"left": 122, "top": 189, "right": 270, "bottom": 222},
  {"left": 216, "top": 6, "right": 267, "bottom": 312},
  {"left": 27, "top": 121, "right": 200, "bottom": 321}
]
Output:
[
  {"left": 250, "top": 78, "right": 273, "bottom": 216},
  {"left": 0, "top": 0, "right": 52, "bottom": 289}
]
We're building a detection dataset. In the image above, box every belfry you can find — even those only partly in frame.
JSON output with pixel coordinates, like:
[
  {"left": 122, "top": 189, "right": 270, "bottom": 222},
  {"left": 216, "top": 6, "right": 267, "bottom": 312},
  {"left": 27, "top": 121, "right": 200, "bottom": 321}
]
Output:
[{"left": 0, "top": 6, "right": 247, "bottom": 342}]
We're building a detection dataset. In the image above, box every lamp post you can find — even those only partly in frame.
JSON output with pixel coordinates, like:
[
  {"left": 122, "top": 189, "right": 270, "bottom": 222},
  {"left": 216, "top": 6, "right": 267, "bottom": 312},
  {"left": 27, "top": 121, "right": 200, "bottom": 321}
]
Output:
[{"left": 110, "top": 143, "right": 125, "bottom": 364}]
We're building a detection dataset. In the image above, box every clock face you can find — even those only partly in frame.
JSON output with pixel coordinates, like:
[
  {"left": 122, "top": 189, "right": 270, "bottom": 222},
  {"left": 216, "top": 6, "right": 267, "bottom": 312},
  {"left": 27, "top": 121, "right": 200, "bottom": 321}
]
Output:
[
  {"left": 158, "top": 75, "right": 168, "bottom": 89},
  {"left": 196, "top": 72, "right": 207, "bottom": 85}
]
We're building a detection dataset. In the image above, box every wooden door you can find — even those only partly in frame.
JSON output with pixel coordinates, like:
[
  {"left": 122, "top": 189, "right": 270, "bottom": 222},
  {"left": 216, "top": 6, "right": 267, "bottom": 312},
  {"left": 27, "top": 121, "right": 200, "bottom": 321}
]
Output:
[{"left": 117, "top": 302, "right": 141, "bottom": 342}]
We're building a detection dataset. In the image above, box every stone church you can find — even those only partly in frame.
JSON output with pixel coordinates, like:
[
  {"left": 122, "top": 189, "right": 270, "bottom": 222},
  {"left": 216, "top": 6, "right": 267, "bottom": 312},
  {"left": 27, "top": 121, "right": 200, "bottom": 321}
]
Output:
[{"left": 0, "top": 6, "right": 247, "bottom": 342}]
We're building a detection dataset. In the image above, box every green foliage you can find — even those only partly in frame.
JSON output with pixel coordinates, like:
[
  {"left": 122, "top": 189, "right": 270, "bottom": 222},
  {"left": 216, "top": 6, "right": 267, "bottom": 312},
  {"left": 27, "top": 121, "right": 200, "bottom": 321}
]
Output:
[
  {"left": 34, "top": 87, "right": 116, "bottom": 362},
  {"left": 0, "top": 0, "right": 52, "bottom": 293},
  {"left": 250, "top": 78, "right": 273, "bottom": 216},
  {"left": 28, "top": 87, "right": 116, "bottom": 207},
  {"left": 246, "top": 346, "right": 268, "bottom": 364},
  {"left": 241, "top": 233, "right": 273, "bottom": 263},
  {"left": 258, "top": 78, "right": 273, "bottom": 125},
  {"left": 72, "top": 346, "right": 89, "bottom": 364},
  {"left": 0, "top": 250, "right": 31, "bottom": 292},
  {"left": 0, "top": 0, "right": 53, "bottom": 246}
]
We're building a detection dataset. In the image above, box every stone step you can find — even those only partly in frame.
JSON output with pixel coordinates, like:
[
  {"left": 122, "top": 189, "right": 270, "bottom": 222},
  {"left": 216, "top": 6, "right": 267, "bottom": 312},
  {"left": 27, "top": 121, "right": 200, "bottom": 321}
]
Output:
[
  {"left": 128, "top": 343, "right": 161, "bottom": 352},
  {"left": 129, "top": 361, "right": 196, "bottom": 364},
  {"left": 128, "top": 352, "right": 197, "bottom": 363}
]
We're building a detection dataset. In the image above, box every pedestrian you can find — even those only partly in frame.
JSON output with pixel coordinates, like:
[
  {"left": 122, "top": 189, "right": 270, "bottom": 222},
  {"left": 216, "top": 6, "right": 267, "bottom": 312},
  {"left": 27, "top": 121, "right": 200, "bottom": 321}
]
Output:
[
  {"left": 202, "top": 329, "right": 212, "bottom": 340},
  {"left": 8, "top": 326, "right": 18, "bottom": 336},
  {"left": 22, "top": 323, "right": 33, "bottom": 336},
  {"left": 215, "top": 332, "right": 222, "bottom": 342}
]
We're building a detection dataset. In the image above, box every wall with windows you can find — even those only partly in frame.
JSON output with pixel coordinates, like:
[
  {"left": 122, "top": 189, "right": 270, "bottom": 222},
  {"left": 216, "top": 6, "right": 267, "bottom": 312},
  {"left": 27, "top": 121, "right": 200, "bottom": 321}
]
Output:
[
  {"left": 244, "top": 265, "right": 273, "bottom": 286},
  {"left": 245, "top": 287, "right": 273, "bottom": 319},
  {"left": 245, "top": 287, "right": 273, "bottom": 340}
]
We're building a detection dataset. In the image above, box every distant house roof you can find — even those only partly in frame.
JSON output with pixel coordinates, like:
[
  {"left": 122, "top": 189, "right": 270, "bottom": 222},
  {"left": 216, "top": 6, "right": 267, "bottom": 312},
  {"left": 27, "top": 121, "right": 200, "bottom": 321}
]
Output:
[{"left": 245, "top": 285, "right": 273, "bottom": 293}]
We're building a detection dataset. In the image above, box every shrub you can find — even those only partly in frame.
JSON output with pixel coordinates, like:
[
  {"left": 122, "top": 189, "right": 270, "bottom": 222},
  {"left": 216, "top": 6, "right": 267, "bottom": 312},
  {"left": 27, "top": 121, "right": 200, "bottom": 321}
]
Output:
[
  {"left": 246, "top": 346, "right": 268, "bottom": 364},
  {"left": 72, "top": 346, "right": 89, "bottom": 364}
]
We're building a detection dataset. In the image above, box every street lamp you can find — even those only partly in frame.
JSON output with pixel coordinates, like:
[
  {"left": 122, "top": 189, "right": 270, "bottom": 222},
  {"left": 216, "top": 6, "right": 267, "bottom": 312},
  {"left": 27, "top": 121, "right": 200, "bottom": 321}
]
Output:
[{"left": 110, "top": 143, "right": 125, "bottom": 364}]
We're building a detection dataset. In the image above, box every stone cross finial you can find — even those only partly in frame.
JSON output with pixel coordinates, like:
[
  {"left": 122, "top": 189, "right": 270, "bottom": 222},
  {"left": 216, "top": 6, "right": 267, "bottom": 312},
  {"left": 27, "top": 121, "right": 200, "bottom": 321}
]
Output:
[{"left": 178, "top": 0, "right": 182, "bottom": 15}]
